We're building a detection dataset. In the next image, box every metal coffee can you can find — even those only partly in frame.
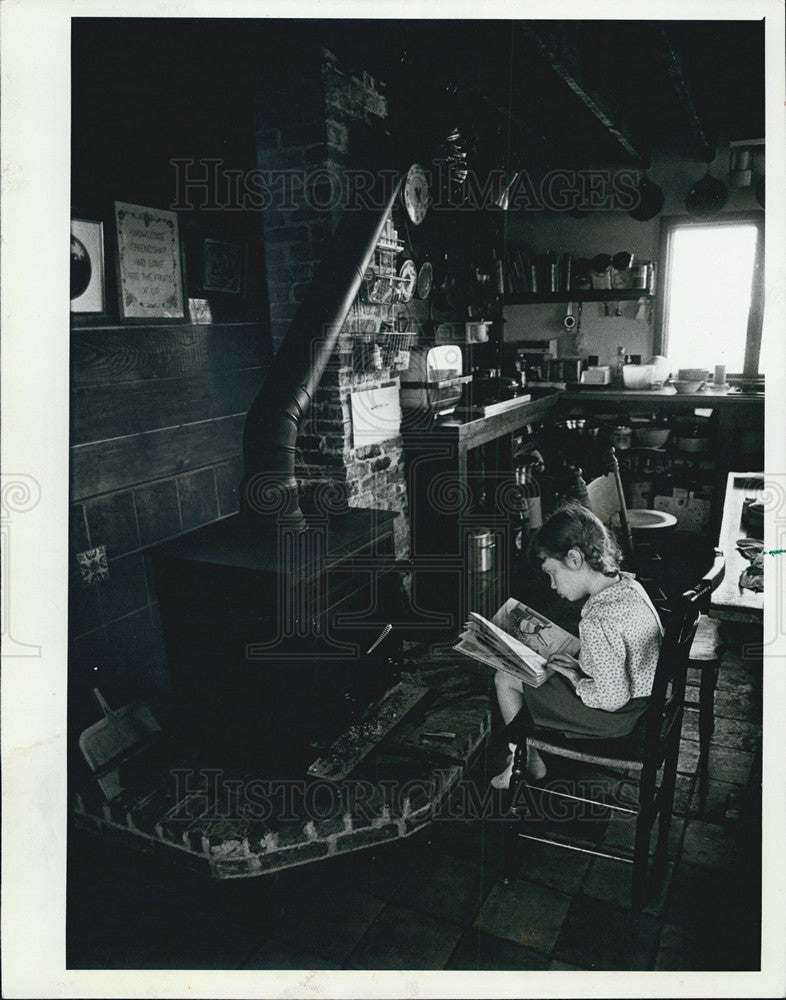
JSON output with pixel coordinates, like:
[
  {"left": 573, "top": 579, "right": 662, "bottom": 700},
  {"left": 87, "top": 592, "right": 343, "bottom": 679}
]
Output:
[{"left": 467, "top": 528, "right": 495, "bottom": 573}]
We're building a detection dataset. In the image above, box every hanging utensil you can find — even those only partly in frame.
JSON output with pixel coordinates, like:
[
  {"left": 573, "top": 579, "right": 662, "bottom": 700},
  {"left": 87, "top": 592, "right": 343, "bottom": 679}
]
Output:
[
  {"left": 635, "top": 296, "right": 648, "bottom": 322},
  {"left": 574, "top": 301, "right": 584, "bottom": 354},
  {"left": 563, "top": 301, "right": 577, "bottom": 332}
]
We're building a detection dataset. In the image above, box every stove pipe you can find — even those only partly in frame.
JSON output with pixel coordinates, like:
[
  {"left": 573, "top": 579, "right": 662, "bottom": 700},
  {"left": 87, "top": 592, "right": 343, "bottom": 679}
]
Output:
[{"left": 240, "top": 127, "right": 406, "bottom": 533}]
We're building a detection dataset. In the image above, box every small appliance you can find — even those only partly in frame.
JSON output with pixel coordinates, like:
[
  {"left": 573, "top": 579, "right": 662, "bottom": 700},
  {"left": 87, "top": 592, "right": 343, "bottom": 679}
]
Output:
[{"left": 400, "top": 343, "right": 471, "bottom": 417}]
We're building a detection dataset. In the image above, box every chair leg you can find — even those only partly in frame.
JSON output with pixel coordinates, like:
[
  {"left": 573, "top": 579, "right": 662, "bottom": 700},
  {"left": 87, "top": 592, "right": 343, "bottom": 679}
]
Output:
[
  {"left": 698, "top": 661, "right": 719, "bottom": 778},
  {"left": 648, "top": 735, "right": 681, "bottom": 903},
  {"left": 631, "top": 781, "right": 656, "bottom": 911},
  {"left": 503, "top": 745, "right": 526, "bottom": 884}
]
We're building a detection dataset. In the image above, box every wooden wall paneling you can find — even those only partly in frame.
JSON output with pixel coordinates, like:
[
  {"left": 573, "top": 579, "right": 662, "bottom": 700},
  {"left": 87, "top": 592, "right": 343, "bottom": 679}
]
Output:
[
  {"left": 71, "top": 414, "right": 246, "bottom": 501},
  {"left": 71, "top": 323, "right": 272, "bottom": 387},
  {"left": 71, "top": 367, "right": 269, "bottom": 444}
]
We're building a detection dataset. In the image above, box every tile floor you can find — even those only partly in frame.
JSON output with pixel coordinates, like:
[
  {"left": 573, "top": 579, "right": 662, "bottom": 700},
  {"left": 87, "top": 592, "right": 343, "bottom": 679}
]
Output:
[{"left": 67, "top": 635, "right": 762, "bottom": 972}]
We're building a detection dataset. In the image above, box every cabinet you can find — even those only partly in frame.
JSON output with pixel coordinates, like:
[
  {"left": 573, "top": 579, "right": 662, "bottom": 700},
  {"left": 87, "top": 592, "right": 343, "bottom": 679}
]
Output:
[{"left": 552, "top": 390, "right": 764, "bottom": 539}]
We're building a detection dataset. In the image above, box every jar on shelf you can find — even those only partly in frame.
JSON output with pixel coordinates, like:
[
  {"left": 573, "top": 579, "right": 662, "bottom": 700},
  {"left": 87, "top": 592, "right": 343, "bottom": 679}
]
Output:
[{"left": 610, "top": 425, "right": 633, "bottom": 450}]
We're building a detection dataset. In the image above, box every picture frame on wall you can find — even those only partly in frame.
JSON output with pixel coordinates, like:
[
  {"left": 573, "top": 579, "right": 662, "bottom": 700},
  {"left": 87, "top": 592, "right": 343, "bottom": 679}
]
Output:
[
  {"left": 202, "top": 238, "right": 246, "bottom": 295},
  {"left": 70, "top": 217, "right": 106, "bottom": 315},
  {"left": 113, "top": 200, "right": 186, "bottom": 322}
]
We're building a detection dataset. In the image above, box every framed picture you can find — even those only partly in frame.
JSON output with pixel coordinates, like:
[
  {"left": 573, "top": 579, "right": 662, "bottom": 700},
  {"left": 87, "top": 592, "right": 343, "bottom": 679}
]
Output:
[
  {"left": 113, "top": 200, "right": 186, "bottom": 321},
  {"left": 70, "top": 218, "right": 106, "bottom": 314},
  {"left": 202, "top": 238, "right": 245, "bottom": 295}
]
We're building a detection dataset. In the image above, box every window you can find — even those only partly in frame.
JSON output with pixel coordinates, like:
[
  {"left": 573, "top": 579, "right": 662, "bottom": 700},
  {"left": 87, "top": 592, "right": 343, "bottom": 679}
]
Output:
[{"left": 658, "top": 214, "right": 764, "bottom": 377}]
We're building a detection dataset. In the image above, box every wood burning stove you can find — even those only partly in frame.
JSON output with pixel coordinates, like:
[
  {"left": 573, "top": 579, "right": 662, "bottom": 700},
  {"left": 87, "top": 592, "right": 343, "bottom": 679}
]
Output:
[
  {"left": 150, "top": 122, "right": 452, "bottom": 767},
  {"left": 151, "top": 507, "right": 404, "bottom": 768}
]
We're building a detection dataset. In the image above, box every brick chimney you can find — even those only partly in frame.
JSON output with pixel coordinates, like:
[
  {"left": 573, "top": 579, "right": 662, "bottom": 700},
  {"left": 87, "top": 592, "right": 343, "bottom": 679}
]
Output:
[{"left": 252, "top": 47, "right": 411, "bottom": 557}]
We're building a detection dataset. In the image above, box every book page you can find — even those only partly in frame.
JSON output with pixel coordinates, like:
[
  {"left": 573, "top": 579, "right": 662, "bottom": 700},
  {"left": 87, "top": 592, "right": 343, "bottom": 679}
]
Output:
[
  {"left": 492, "top": 599, "right": 581, "bottom": 661},
  {"left": 454, "top": 635, "right": 552, "bottom": 688},
  {"left": 466, "top": 611, "right": 548, "bottom": 671}
]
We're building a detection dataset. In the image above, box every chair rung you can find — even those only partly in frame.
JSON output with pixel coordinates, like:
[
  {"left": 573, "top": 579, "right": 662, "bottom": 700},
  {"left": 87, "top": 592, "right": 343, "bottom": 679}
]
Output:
[
  {"left": 526, "top": 741, "right": 644, "bottom": 772},
  {"left": 517, "top": 832, "right": 635, "bottom": 865},
  {"left": 523, "top": 781, "right": 639, "bottom": 816}
]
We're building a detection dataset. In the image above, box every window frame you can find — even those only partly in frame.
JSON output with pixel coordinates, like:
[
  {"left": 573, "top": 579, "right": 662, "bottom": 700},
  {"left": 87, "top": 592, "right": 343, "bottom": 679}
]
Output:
[{"left": 654, "top": 211, "right": 765, "bottom": 379}]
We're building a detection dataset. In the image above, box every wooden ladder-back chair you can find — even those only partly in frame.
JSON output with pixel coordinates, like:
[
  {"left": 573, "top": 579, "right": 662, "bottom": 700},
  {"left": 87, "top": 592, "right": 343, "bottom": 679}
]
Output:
[
  {"left": 503, "top": 549, "right": 725, "bottom": 911},
  {"left": 586, "top": 446, "right": 677, "bottom": 598},
  {"left": 586, "top": 446, "right": 726, "bottom": 777}
]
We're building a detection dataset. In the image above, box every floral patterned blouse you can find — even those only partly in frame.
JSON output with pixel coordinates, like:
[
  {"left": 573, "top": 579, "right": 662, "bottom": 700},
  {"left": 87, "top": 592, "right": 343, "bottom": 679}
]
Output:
[{"left": 575, "top": 573, "right": 664, "bottom": 711}]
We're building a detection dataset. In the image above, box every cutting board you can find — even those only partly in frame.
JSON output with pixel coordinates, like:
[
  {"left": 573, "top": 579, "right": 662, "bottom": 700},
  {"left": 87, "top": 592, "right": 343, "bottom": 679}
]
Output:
[{"left": 455, "top": 394, "right": 532, "bottom": 419}]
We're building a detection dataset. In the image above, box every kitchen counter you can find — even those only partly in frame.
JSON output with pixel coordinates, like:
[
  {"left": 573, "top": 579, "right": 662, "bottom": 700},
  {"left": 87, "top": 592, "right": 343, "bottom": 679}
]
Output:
[
  {"left": 433, "top": 388, "right": 561, "bottom": 449},
  {"left": 423, "top": 384, "right": 763, "bottom": 446},
  {"left": 401, "top": 383, "right": 763, "bottom": 624},
  {"left": 403, "top": 383, "right": 763, "bottom": 542},
  {"left": 562, "top": 386, "right": 764, "bottom": 406},
  {"left": 710, "top": 472, "right": 765, "bottom": 624}
]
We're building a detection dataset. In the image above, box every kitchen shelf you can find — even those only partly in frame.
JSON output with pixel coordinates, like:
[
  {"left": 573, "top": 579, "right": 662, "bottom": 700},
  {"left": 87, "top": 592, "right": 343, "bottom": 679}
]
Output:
[{"left": 506, "top": 289, "right": 654, "bottom": 305}]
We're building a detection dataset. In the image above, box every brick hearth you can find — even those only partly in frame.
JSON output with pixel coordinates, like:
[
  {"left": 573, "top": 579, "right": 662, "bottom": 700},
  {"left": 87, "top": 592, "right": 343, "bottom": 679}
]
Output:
[{"left": 73, "top": 666, "right": 490, "bottom": 879}]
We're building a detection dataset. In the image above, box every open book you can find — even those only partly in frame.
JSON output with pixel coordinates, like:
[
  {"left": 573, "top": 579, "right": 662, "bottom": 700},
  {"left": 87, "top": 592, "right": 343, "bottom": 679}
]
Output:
[{"left": 455, "top": 598, "right": 581, "bottom": 687}]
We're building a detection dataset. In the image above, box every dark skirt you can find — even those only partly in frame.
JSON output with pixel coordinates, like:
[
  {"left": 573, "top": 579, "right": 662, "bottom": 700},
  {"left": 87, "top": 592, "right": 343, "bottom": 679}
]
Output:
[{"left": 518, "top": 674, "right": 649, "bottom": 739}]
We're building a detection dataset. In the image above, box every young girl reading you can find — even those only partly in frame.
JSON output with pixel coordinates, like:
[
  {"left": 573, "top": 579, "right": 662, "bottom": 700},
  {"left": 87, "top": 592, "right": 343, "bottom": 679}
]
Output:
[{"left": 492, "top": 502, "right": 664, "bottom": 788}]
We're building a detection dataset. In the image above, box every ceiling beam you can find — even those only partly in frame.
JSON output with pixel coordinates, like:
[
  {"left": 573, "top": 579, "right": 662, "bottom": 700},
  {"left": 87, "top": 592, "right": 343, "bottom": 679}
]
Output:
[
  {"left": 520, "top": 23, "right": 647, "bottom": 165},
  {"left": 463, "top": 81, "right": 559, "bottom": 161},
  {"left": 658, "top": 29, "right": 714, "bottom": 162}
]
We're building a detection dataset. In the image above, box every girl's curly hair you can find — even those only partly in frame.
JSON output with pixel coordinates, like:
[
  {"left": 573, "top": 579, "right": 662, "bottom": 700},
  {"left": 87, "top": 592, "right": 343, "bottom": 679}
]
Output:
[{"left": 529, "top": 502, "right": 622, "bottom": 577}]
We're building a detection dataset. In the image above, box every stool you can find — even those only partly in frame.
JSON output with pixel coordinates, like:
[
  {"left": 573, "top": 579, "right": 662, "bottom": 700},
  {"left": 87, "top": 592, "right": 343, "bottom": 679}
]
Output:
[
  {"left": 687, "top": 615, "right": 726, "bottom": 779},
  {"left": 628, "top": 509, "right": 678, "bottom": 600}
]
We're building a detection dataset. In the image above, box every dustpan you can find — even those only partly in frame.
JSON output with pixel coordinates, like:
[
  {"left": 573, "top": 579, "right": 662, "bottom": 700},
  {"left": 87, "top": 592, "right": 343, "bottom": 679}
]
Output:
[{"left": 78, "top": 688, "right": 161, "bottom": 800}]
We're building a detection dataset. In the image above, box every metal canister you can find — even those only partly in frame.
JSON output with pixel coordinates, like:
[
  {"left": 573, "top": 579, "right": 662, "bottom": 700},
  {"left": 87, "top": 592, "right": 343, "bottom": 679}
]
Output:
[
  {"left": 631, "top": 264, "right": 649, "bottom": 289},
  {"left": 467, "top": 528, "right": 495, "bottom": 573}
]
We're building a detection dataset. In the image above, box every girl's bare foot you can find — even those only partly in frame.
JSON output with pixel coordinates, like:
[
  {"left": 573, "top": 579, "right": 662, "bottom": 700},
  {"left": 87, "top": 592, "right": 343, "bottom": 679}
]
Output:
[
  {"left": 490, "top": 743, "right": 517, "bottom": 789},
  {"left": 526, "top": 746, "right": 547, "bottom": 781}
]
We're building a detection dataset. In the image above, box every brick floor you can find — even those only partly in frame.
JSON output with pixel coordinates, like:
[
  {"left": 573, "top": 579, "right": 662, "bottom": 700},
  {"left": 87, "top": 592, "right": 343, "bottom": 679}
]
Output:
[{"left": 67, "top": 638, "right": 763, "bottom": 972}]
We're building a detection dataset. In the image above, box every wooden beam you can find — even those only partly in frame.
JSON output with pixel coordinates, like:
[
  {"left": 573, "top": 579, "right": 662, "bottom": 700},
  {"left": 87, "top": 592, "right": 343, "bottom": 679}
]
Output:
[
  {"left": 520, "top": 24, "right": 645, "bottom": 164},
  {"left": 472, "top": 87, "right": 554, "bottom": 153},
  {"left": 659, "top": 29, "right": 714, "bottom": 162}
]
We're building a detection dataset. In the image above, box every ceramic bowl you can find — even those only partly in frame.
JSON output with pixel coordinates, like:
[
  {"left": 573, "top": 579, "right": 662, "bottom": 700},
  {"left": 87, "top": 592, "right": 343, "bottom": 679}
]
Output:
[
  {"left": 677, "top": 368, "right": 710, "bottom": 382},
  {"left": 672, "top": 379, "right": 704, "bottom": 394}
]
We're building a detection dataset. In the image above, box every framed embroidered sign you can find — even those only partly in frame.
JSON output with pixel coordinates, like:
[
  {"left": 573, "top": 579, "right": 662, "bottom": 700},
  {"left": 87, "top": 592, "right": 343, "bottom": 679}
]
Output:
[{"left": 114, "top": 201, "right": 186, "bottom": 321}]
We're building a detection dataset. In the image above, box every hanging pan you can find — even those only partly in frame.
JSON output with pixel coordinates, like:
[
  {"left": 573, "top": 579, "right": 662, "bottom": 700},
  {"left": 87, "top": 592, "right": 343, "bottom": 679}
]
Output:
[
  {"left": 685, "top": 168, "right": 728, "bottom": 218},
  {"left": 628, "top": 174, "right": 665, "bottom": 222}
]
